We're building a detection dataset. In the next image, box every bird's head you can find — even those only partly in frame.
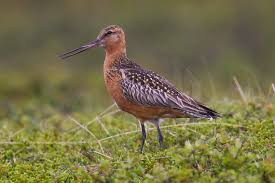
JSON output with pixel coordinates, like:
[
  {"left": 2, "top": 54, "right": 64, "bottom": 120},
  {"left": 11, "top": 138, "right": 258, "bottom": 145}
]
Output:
[{"left": 59, "top": 25, "right": 126, "bottom": 59}]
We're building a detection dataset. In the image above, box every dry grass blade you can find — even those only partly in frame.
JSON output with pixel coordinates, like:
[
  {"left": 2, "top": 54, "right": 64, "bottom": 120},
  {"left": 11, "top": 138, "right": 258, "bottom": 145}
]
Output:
[
  {"left": 9, "top": 128, "right": 25, "bottom": 140},
  {"left": 99, "top": 103, "right": 118, "bottom": 116},
  {"left": 99, "top": 129, "right": 140, "bottom": 142},
  {"left": 86, "top": 109, "right": 120, "bottom": 128},
  {"left": 67, "top": 109, "right": 121, "bottom": 141},
  {"left": 266, "top": 83, "right": 275, "bottom": 100},
  {"left": 0, "top": 141, "right": 112, "bottom": 159},
  {"left": 92, "top": 150, "right": 112, "bottom": 159},
  {"left": 0, "top": 141, "right": 89, "bottom": 145},
  {"left": 233, "top": 76, "right": 247, "bottom": 104},
  {"left": 185, "top": 126, "right": 207, "bottom": 137},
  {"left": 68, "top": 105, "right": 120, "bottom": 134},
  {"left": 99, "top": 122, "right": 244, "bottom": 142},
  {"left": 96, "top": 117, "right": 110, "bottom": 135},
  {"left": 68, "top": 115, "right": 105, "bottom": 154}
]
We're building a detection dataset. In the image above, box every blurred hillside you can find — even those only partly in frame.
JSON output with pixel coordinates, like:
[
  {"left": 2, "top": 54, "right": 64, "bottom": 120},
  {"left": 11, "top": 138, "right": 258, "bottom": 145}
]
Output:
[{"left": 0, "top": 0, "right": 274, "bottom": 103}]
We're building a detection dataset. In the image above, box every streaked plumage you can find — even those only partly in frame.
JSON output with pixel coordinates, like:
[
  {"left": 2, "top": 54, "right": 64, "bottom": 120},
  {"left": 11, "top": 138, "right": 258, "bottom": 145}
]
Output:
[{"left": 60, "top": 25, "right": 220, "bottom": 152}]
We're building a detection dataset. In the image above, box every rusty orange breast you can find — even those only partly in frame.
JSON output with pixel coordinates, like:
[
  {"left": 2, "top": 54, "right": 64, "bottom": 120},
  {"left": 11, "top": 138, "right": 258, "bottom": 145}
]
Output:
[{"left": 103, "top": 53, "right": 122, "bottom": 99}]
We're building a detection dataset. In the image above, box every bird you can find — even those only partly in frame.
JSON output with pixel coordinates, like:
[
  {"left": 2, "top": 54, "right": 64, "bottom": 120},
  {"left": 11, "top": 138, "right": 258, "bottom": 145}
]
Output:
[{"left": 59, "top": 25, "right": 220, "bottom": 152}]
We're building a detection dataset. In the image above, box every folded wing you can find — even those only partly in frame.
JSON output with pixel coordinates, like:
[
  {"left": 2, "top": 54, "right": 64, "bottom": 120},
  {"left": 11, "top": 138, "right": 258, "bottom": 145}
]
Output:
[{"left": 120, "top": 68, "right": 220, "bottom": 119}]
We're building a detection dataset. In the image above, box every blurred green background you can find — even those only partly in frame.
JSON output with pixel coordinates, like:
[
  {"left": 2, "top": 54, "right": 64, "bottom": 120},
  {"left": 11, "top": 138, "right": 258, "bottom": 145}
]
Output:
[{"left": 0, "top": 0, "right": 274, "bottom": 110}]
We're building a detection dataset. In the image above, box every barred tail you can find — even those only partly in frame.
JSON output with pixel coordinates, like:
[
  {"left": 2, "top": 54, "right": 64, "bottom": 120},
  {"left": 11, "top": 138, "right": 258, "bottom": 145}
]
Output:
[
  {"left": 180, "top": 103, "right": 221, "bottom": 119},
  {"left": 197, "top": 104, "right": 221, "bottom": 119}
]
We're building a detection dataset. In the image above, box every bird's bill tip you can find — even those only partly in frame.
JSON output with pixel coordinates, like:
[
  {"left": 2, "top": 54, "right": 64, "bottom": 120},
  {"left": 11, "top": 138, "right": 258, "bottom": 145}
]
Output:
[{"left": 58, "top": 39, "right": 100, "bottom": 60}]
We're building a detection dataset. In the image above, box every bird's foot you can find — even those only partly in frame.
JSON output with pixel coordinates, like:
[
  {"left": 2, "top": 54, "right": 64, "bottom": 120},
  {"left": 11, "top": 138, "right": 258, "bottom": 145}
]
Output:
[
  {"left": 159, "top": 142, "right": 165, "bottom": 149},
  {"left": 139, "top": 146, "right": 144, "bottom": 153}
]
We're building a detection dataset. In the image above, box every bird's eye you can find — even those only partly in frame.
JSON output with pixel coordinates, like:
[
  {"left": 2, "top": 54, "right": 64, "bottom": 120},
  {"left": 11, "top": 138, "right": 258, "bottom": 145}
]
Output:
[{"left": 105, "top": 31, "right": 113, "bottom": 36}]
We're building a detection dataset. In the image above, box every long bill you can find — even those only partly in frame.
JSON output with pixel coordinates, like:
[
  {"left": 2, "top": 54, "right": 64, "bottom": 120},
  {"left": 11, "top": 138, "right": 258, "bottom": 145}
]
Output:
[{"left": 59, "top": 39, "right": 100, "bottom": 59}]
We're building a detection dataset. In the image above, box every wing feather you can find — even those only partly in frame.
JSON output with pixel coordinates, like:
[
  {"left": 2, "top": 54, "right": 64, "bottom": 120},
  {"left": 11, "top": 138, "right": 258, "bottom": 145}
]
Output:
[{"left": 120, "top": 68, "right": 220, "bottom": 119}]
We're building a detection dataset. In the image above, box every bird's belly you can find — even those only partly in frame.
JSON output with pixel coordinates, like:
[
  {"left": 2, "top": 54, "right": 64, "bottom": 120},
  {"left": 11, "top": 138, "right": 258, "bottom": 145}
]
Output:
[{"left": 104, "top": 78, "right": 182, "bottom": 120}]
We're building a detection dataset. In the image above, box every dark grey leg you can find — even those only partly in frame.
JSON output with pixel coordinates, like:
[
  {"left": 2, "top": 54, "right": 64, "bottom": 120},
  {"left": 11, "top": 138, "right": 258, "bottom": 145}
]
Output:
[
  {"left": 140, "top": 122, "right": 146, "bottom": 152},
  {"left": 156, "top": 123, "right": 164, "bottom": 148}
]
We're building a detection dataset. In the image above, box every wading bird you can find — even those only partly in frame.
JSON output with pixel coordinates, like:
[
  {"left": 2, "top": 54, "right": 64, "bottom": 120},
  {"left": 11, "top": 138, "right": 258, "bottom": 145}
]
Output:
[{"left": 60, "top": 25, "right": 220, "bottom": 152}]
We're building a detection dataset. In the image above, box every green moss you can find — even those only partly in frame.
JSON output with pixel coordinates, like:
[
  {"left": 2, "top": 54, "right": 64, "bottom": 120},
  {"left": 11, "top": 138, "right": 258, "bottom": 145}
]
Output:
[{"left": 0, "top": 97, "right": 274, "bottom": 182}]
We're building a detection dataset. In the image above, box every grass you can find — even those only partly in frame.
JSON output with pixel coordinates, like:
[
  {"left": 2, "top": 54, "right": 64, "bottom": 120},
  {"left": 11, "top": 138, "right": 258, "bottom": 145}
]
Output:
[{"left": 0, "top": 73, "right": 274, "bottom": 182}]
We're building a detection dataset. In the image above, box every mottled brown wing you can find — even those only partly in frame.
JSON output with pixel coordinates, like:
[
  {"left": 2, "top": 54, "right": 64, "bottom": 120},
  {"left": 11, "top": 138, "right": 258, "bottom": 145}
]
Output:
[{"left": 120, "top": 68, "right": 220, "bottom": 119}]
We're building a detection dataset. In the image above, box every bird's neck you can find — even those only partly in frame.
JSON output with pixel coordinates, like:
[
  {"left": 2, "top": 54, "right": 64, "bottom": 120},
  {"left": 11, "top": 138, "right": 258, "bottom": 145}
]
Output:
[
  {"left": 104, "top": 45, "right": 128, "bottom": 68},
  {"left": 105, "top": 41, "right": 126, "bottom": 55}
]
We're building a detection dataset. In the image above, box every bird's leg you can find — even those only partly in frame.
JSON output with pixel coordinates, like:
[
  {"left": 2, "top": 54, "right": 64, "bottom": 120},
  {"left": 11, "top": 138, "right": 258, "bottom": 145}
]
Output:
[
  {"left": 155, "top": 122, "right": 164, "bottom": 149},
  {"left": 140, "top": 121, "right": 146, "bottom": 153}
]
